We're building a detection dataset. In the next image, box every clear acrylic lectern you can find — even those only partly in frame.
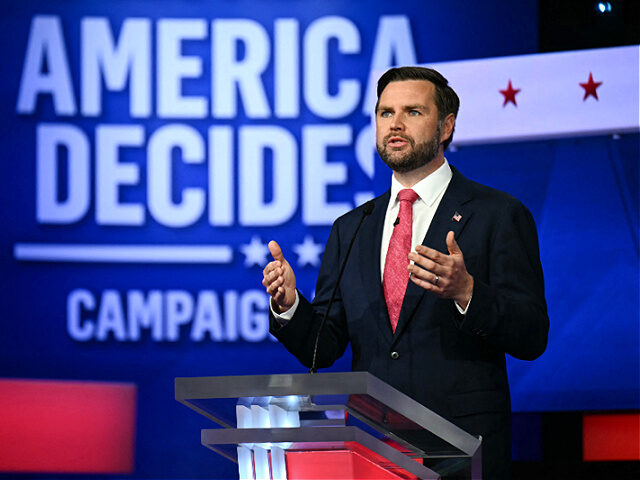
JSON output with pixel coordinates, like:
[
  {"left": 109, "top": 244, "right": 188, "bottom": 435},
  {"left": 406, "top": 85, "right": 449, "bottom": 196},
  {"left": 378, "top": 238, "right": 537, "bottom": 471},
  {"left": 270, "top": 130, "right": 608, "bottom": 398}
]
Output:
[{"left": 175, "top": 372, "right": 481, "bottom": 480}]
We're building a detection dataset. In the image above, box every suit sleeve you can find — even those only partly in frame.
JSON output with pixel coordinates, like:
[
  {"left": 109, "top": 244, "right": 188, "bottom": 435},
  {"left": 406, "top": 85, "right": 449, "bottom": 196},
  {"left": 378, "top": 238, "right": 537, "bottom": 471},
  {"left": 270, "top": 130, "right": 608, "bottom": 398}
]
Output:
[
  {"left": 269, "top": 220, "right": 350, "bottom": 369},
  {"left": 458, "top": 197, "right": 549, "bottom": 361}
]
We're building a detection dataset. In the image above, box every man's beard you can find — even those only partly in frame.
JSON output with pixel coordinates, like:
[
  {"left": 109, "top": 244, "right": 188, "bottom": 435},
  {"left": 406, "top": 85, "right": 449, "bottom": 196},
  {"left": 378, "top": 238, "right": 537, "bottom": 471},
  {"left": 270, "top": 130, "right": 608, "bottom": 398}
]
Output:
[{"left": 377, "top": 124, "right": 441, "bottom": 174}]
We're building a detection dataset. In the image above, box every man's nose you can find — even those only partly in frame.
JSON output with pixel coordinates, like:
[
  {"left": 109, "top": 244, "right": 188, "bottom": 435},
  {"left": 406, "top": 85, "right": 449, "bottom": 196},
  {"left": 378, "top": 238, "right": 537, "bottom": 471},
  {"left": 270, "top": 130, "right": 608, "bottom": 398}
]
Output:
[{"left": 390, "top": 114, "right": 404, "bottom": 131}]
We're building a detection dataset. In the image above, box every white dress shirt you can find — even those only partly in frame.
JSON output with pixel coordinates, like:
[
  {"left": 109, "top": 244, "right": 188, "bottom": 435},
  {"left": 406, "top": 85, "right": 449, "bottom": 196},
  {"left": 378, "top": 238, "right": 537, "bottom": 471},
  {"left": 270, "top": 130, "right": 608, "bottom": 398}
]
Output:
[
  {"left": 272, "top": 159, "right": 469, "bottom": 321},
  {"left": 380, "top": 160, "right": 452, "bottom": 278}
]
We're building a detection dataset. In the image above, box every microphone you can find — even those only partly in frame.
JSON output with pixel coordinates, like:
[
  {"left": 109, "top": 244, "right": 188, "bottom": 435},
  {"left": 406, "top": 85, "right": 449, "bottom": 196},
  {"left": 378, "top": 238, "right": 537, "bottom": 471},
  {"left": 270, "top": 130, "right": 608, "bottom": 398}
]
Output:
[
  {"left": 393, "top": 216, "right": 400, "bottom": 227},
  {"left": 309, "top": 200, "right": 375, "bottom": 374}
]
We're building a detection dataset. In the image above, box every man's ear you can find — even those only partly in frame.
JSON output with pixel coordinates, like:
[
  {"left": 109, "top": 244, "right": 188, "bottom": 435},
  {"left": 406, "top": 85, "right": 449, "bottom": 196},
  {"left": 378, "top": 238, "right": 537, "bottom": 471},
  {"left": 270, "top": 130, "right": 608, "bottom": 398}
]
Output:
[{"left": 440, "top": 113, "right": 456, "bottom": 143}]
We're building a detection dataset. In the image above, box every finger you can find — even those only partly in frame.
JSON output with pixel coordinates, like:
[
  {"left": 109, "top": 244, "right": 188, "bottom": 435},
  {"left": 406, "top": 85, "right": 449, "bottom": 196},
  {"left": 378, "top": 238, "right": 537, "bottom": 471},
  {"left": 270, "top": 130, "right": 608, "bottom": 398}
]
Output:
[
  {"left": 265, "top": 276, "right": 279, "bottom": 294},
  {"left": 262, "top": 261, "right": 279, "bottom": 279},
  {"left": 263, "top": 267, "right": 283, "bottom": 285},
  {"left": 262, "top": 265, "right": 277, "bottom": 283},
  {"left": 273, "top": 288, "right": 284, "bottom": 304},
  {"left": 268, "top": 240, "right": 285, "bottom": 262},
  {"left": 274, "top": 286, "right": 288, "bottom": 305},
  {"left": 408, "top": 252, "right": 444, "bottom": 274},
  {"left": 446, "top": 231, "right": 461, "bottom": 255},
  {"left": 407, "top": 263, "right": 433, "bottom": 282},
  {"left": 270, "top": 268, "right": 286, "bottom": 286},
  {"left": 408, "top": 263, "right": 442, "bottom": 285},
  {"left": 267, "top": 267, "right": 283, "bottom": 284},
  {"left": 410, "top": 272, "right": 443, "bottom": 294},
  {"left": 415, "top": 244, "right": 449, "bottom": 264},
  {"left": 266, "top": 276, "right": 284, "bottom": 296}
]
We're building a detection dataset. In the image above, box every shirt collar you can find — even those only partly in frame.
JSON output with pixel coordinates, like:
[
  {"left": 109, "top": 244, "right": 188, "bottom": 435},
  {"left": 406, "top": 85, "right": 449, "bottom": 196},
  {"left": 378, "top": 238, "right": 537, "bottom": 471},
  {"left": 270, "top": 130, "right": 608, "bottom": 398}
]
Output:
[{"left": 389, "top": 159, "right": 453, "bottom": 207}]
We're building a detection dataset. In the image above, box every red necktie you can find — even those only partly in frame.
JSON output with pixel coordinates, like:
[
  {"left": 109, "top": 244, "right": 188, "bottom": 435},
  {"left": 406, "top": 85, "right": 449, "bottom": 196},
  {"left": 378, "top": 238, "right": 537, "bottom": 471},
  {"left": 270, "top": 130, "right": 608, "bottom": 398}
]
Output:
[{"left": 383, "top": 189, "right": 419, "bottom": 333}]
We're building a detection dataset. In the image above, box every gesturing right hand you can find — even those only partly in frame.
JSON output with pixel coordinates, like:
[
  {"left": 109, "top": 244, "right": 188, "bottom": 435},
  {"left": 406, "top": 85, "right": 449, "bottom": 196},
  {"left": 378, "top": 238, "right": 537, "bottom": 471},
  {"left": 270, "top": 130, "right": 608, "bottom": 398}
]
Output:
[{"left": 262, "top": 241, "right": 296, "bottom": 313}]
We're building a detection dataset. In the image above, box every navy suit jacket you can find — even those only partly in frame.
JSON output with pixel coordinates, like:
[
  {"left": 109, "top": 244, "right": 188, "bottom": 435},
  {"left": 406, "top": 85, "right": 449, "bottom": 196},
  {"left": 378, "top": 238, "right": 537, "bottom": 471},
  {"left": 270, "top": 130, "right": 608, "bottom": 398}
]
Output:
[{"left": 270, "top": 166, "right": 549, "bottom": 477}]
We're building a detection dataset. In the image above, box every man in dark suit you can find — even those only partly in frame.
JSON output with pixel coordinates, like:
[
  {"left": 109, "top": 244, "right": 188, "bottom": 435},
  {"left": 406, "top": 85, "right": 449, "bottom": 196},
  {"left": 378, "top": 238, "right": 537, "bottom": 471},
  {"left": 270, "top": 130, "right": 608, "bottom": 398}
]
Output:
[{"left": 262, "top": 66, "right": 549, "bottom": 479}]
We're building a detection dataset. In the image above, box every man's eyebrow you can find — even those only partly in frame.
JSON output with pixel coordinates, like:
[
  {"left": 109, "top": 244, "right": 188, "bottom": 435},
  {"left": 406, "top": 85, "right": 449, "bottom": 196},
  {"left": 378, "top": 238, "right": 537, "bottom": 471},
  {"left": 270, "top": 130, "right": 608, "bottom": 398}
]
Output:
[{"left": 376, "top": 104, "right": 427, "bottom": 112}]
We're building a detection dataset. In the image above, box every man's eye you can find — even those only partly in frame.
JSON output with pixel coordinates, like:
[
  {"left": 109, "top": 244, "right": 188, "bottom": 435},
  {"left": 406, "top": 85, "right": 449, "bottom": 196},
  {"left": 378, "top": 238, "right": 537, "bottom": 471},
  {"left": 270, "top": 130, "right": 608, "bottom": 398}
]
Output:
[
  {"left": 381, "top": 111, "right": 391, "bottom": 118},
  {"left": 409, "top": 110, "right": 420, "bottom": 116}
]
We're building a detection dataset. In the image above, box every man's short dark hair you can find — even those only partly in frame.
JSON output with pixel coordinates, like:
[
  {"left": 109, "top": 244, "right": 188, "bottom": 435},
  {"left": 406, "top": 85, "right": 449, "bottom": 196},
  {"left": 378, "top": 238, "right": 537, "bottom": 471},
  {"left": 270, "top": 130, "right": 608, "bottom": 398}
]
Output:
[{"left": 376, "top": 66, "right": 460, "bottom": 150}]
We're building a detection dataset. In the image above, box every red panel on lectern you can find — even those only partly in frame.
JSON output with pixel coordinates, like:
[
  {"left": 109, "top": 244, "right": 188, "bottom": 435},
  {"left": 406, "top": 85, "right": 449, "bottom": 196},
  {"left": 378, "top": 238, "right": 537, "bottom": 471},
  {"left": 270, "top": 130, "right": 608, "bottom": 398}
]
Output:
[
  {"left": 583, "top": 413, "right": 640, "bottom": 461},
  {"left": 285, "top": 450, "right": 419, "bottom": 480},
  {"left": 0, "top": 378, "right": 137, "bottom": 473}
]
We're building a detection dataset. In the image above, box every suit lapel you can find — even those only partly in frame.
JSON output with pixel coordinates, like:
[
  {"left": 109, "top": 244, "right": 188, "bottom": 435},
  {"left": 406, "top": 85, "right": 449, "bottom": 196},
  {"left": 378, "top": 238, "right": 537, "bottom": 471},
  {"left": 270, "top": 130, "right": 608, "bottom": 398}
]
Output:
[
  {"left": 392, "top": 167, "right": 474, "bottom": 343},
  {"left": 358, "top": 191, "right": 395, "bottom": 345}
]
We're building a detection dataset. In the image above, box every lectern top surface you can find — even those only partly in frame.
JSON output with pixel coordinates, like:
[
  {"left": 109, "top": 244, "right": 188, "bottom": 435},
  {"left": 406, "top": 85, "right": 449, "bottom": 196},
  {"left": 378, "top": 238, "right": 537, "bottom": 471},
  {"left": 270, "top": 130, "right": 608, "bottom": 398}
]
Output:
[{"left": 175, "top": 371, "right": 480, "bottom": 457}]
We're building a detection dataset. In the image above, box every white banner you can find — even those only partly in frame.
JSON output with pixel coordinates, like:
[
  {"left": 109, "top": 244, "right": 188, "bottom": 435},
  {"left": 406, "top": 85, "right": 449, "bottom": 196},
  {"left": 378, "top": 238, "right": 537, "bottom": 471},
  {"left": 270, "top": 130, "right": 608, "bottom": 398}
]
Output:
[{"left": 370, "top": 45, "right": 640, "bottom": 145}]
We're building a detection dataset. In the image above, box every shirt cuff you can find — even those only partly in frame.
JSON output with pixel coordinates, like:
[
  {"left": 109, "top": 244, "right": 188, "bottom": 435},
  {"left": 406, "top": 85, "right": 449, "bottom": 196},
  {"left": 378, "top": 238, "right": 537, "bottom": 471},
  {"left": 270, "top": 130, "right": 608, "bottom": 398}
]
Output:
[
  {"left": 454, "top": 293, "right": 472, "bottom": 315},
  {"left": 270, "top": 291, "right": 300, "bottom": 325}
]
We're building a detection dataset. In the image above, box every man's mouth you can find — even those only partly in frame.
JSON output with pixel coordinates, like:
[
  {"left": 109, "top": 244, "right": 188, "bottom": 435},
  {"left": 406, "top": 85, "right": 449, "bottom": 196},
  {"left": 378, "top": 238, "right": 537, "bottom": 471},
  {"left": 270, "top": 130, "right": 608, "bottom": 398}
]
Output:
[{"left": 386, "top": 136, "right": 411, "bottom": 148}]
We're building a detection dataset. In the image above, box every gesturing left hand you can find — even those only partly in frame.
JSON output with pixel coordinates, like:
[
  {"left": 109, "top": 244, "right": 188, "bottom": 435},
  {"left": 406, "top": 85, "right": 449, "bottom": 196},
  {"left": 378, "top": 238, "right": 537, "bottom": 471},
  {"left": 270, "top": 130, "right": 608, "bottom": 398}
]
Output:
[{"left": 407, "top": 231, "right": 474, "bottom": 309}]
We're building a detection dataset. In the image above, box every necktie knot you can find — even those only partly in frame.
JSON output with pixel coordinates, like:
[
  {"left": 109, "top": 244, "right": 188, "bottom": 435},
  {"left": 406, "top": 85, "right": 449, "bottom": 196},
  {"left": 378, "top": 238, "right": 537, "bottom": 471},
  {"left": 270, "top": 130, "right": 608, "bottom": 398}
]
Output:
[{"left": 397, "top": 189, "right": 419, "bottom": 205}]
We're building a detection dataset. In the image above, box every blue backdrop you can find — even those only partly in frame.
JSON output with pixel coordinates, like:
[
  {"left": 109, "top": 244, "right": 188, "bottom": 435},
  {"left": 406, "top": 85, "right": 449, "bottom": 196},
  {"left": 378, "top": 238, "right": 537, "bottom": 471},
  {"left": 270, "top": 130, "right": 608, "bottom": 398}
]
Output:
[{"left": 0, "top": 1, "right": 637, "bottom": 478}]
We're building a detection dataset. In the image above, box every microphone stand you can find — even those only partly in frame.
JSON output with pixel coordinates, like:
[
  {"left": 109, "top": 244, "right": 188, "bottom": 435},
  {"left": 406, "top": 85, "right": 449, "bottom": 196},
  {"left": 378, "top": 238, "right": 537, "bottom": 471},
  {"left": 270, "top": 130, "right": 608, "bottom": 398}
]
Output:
[{"left": 309, "top": 201, "right": 375, "bottom": 374}]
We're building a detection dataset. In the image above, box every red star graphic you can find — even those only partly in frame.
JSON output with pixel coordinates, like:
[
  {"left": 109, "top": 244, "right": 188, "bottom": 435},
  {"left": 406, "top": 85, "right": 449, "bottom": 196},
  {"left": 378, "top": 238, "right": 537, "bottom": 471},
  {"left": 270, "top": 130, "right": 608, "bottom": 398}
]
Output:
[
  {"left": 499, "top": 80, "right": 521, "bottom": 107},
  {"left": 579, "top": 72, "right": 602, "bottom": 101}
]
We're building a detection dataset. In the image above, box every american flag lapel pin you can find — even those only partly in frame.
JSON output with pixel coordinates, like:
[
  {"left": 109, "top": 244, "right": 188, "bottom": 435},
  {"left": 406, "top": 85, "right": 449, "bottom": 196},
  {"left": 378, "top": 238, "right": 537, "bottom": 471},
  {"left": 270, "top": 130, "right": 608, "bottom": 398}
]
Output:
[{"left": 452, "top": 211, "right": 462, "bottom": 222}]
